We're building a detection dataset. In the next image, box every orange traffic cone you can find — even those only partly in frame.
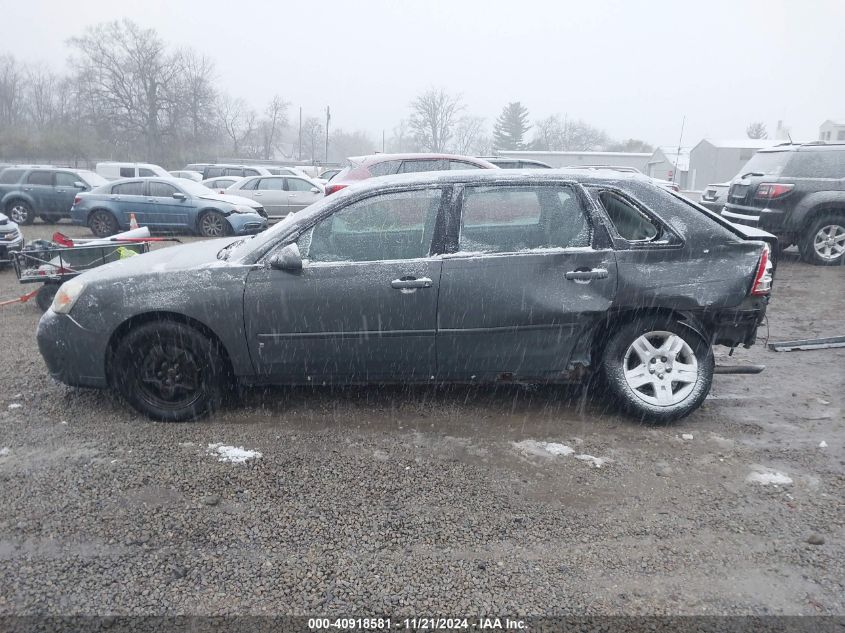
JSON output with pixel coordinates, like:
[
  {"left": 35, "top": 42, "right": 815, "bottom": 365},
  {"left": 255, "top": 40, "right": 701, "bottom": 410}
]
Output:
[{"left": 129, "top": 213, "right": 139, "bottom": 230}]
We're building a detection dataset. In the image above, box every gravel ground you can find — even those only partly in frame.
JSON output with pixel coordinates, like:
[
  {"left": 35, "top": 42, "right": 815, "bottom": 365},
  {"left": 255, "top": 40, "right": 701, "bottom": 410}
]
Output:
[{"left": 0, "top": 222, "right": 843, "bottom": 616}]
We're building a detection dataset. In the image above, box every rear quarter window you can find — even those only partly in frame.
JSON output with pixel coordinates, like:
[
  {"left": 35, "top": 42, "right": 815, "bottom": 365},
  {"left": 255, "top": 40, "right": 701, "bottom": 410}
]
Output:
[
  {"left": 0, "top": 169, "right": 24, "bottom": 184},
  {"left": 367, "top": 161, "right": 402, "bottom": 177},
  {"left": 782, "top": 150, "right": 845, "bottom": 179}
]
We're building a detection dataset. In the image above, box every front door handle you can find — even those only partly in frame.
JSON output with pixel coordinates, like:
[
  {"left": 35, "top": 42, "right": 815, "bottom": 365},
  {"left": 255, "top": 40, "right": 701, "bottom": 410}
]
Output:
[
  {"left": 565, "top": 268, "right": 609, "bottom": 281},
  {"left": 391, "top": 276, "right": 433, "bottom": 290}
]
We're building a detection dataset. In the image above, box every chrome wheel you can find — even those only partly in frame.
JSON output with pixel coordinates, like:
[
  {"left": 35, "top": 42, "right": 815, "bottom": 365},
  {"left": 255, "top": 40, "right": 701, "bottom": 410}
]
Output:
[
  {"left": 813, "top": 224, "right": 845, "bottom": 261},
  {"left": 200, "top": 212, "right": 226, "bottom": 237},
  {"left": 623, "top": 331, "right": 699, "bottom": 407},
  {"left": 8, "top": 203, "right": 30, "bottom": 224}
]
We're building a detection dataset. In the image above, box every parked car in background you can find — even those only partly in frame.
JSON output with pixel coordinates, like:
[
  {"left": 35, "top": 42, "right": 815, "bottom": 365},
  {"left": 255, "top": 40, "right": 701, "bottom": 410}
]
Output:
[
  {"left": 226, "top": 174, "right": 323, "bottom": 220},
  {"left": 0, "top": 212, "right": 23, "bottom": 266},
  {"left": 480, "top": 157, "right": 552, "bottom": 169},
  {"left": 265, "top": 166, "right": 309, "bottom": 177},
  {"left": 202, "top": 176, "right": 244, "bottom": 193},
  {"left": 700, "top": 182, "right": 730, "bottom": 213},
  {"left": 325, "top": 153, "right": 498, "bottom": 195},
  {"left": 184, "top": 163, "right": 213, "bottom": 173},
  {"left": 169, "top": 170, "right": 203, "bottom": 182},
  {"left": 318, "top": 167, "right": 343, "bottom": 183},
  {"left": 70, "top": 177, "right": 268, "bottom": 238},
  {"left": 566, "top": 165, "right": 681, "bottom": 192},
  {"left": 38, "top": 169, "right": 773, "bottom": 422},
  {"left": 96, "top": 162, "right": 169, "bottom": 181},
  {"left": 201, "top": 164, "right": 272, "bottom": 179},
  {"left": 722, "top": 142, "right": 845, "bottom": 265},
  {"left": 0, "top": 166, "right": 108, "bottom": 224}
]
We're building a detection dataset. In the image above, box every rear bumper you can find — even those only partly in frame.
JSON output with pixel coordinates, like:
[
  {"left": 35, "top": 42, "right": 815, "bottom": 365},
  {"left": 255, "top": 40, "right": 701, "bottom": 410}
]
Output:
[
  {"left": 0, "top": 234, "right": 23, "bottom": 263},
  {"left": 37, "top": 309, "right": 109, "bottom": 388},
  {"left": 709, "top": 300, "right": 768, "bottom": 348},
  {"left": 722, "top": 204, "right": 789, "bottom": 234}
]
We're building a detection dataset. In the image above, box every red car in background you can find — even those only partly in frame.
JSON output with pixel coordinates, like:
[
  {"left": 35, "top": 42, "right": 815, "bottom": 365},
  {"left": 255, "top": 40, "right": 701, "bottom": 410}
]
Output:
[{"left": 324, "top": 153, "right": 498, "bottom": 195}]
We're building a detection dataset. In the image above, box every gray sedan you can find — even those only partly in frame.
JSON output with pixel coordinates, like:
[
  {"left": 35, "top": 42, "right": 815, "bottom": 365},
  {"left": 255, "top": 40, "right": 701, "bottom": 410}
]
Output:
[
  {"left": 226, "top": 174, "right": 323, "bottom": 220},
  {"left": 37, "top": 170, "right": 773, "bottom": 423}
]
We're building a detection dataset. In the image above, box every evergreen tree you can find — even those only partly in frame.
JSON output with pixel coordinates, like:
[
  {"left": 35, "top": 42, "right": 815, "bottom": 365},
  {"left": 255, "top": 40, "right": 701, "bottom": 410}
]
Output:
[{"left": 493, "top": 102, "right": 530, "bottom": 150}]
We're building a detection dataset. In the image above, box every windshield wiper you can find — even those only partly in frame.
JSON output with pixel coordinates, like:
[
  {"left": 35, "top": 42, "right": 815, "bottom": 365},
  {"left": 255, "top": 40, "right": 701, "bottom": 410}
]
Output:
[{"left": 217, "top": 239, "right": 245, "bottom": 260}]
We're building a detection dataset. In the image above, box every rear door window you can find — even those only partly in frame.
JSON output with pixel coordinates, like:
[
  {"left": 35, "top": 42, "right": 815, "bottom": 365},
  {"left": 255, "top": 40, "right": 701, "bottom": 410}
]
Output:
[
  {"left": 458, "top": 185, "right": 591, "bottom": 253},
  {"left": 367, "top": 161, "right": 402, "bottom": 177},
  {"left": 119, "top": 167, "right": 135, "bottom": 178},
  {"left": 596, "top": 191, "right": 659, "bottom": 241},
  {"left": 399, "top": 159, "right": 447, "bottom": 174},
  {"left": 26, "top": 171, "right": 54, "bottom": 186},
  {"left": 113, "top": 181, "right": 146, "bottom": 196}
]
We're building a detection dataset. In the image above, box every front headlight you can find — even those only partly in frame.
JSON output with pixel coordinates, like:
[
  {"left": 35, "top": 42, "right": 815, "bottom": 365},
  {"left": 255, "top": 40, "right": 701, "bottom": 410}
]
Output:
[{"left": 52, "top": 278, "right": 86, "bottom": 314}]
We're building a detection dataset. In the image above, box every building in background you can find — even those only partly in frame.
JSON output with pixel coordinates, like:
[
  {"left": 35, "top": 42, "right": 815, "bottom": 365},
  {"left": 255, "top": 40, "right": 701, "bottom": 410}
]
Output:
[
  {"left": 687, "top": 139, "right": 781, "bottom": 191},
  {"left": 493, "top": 150, "right": 650, "bottom": 172},
  {"left": 819, "top": 120, "right": 845, "bottom": 142},
  {"left": 646, "top": 147, "right": 690, "bottom": 189}
]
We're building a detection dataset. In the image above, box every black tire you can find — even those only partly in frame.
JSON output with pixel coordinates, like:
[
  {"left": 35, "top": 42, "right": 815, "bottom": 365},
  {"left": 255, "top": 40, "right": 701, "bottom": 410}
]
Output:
[
  {"left": 36, "top": 283, "right": 59, "bottom": 312},
  {"left": 39, "top": 214, "right": 62, "bottom": 224},
  {"left": 112, "top": 321, "right": 225, "bottom": 421},
  {"left": 601, "top": 317, "right": 714, "bottom": 423},
  {"left": 7, "top": 200, "right": 34, "bottom": 225},
  {"left": 798, "top": 214, "right": 845, "bottom": 266},
  {"left": 88, "top": 209, "right": 118, "bottom": 238},
  {"left": 198, "top": 211, "right": 231, "bottom": 238}
]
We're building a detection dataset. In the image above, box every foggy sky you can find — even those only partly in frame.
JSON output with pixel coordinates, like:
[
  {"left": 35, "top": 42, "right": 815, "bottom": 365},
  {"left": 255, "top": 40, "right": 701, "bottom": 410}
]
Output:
[{"left": 4, "top": 0, "right": 842, "bottom": 148}]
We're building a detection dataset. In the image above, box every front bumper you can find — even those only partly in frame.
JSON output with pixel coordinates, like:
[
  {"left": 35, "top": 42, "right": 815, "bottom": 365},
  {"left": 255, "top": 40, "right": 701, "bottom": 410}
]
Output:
[
  {"left": 37, "top": 309, "right": 109, "bottom": 388},
  {"left": 227, "top": 213, "right": 269, "bottom": 235},
  {"left": 0, "top": 233, "right": 24, "bottom": 263}
]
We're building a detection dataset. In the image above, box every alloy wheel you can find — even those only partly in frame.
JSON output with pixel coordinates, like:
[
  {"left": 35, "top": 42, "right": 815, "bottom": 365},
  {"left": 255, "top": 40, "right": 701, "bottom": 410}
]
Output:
[
  {"left": 622, "top": 331, "right": 699, "bottom": 407},
  {"left": 201, "top": 213, "right": 225, "bottom": 237},
  {"left": 9, "top": 204, "right": 29, "bottom": 224},
  {"left": 138, "top": 342, "right": 203, "bottom": 409},
  {"left": 813, "top": 224, "right": 845, "bottom": 261}
]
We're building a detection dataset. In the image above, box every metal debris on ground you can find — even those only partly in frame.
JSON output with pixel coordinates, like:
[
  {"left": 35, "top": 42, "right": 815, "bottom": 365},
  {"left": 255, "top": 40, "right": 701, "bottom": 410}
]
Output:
[{"left": 768, "top": 336, "right": 845, "bottom": 352}]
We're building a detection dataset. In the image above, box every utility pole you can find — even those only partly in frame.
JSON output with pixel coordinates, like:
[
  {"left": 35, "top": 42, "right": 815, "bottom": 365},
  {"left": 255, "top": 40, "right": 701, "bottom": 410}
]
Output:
[
  {"left": 382, "top": 130, "right": 385, "bottom": 153},
  {"left": 673, "top": 115, "right": 686, "bottom": 185},
  {"left": 298, "top": 107, "right": 302, "bottom": 161},
  {"left": 325, "top": 106, "right": 331, "bottom": 165}
]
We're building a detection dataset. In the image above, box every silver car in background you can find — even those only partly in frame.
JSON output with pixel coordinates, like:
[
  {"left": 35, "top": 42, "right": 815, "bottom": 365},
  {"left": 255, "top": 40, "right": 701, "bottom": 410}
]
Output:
[
  {"left": 226, "top": 174, "right": 324, "bottom": 220},
  {"left": 202, "top": 176, "right": 245, "bottom": 193}
]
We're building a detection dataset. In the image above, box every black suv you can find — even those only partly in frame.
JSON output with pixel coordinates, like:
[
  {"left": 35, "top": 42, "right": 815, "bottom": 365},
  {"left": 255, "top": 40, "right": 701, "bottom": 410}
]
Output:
[{"left": 721, "top": 143, "right": 845, "bottom": 265}]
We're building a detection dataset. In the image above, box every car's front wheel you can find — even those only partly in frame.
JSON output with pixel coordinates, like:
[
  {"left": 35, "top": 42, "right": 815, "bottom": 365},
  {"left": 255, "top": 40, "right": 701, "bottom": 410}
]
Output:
[
  {"left": 198, "top": 211, "right": 231, "bottom": 238},
  {"left": 7, "top": 200, "right": 34, "bottom": 225},
  {"left": 601, "top": 317, "right": 714, "bottom": 422},
  {"left": 88, "top": 209, "right": 118, "bottom": 237},
  {"left": 799, "top": 214, "right": 845, "bottom": 266},
  {"left": 112, "top": 321, "right": 226, "bottom": 421}
]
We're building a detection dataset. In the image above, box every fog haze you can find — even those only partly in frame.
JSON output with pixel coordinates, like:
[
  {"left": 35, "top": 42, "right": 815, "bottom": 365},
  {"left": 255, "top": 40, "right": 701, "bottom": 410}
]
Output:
[{"left": 5, "top": 0, "right": 842, "bottom": 146}]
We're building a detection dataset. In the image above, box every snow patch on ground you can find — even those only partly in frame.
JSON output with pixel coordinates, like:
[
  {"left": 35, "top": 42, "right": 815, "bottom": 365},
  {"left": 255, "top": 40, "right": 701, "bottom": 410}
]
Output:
[
  {"left": 207, "top": 443, "right": 262, "bottom": 464},
  {"left": 818, "top": 440, "right": 828, "bottom": 448},
  {"left": 681, "top": 433, "right": 694, "bottom": 440},
  {"left": 0, "top": 447, "right": 10, "bottom": 456},
  {"left": 8, "top": 403, "right": 22, "bottom": 410},
  {"left": 747, "top": 469, "right": 793, "bottom": 486},
  {"left": 513, "top": 440, "right": 608, "bottom": 467}
]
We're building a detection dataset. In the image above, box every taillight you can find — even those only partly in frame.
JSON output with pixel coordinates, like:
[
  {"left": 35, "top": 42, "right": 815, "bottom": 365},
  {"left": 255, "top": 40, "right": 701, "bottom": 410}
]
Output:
[
  {"left": 755, "top": 183, "right": 794, "bottom": 200},
  {"left": 750, "top": 244, "right": 773, "bottom": 296},
  {"left": 324, "top": 183, "right": 347, "bottom": 195},
  {"left": 73, "top": 196, "right": 81, "bottom": 205}
]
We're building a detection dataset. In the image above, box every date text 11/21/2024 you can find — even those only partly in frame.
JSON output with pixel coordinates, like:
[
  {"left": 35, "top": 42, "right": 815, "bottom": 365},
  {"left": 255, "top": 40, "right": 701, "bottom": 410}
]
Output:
[{"left": 307, "top": 617, "right": 527, "bottom": 630}]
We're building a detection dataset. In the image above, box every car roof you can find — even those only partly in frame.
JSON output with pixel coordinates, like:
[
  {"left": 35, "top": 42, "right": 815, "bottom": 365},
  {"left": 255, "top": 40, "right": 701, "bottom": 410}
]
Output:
[
  {"left": 349, "top": 153, "right": 497, "bottom": 167},
  {"left": 758, "top": 142, "right": 845, "bottom": 153}
]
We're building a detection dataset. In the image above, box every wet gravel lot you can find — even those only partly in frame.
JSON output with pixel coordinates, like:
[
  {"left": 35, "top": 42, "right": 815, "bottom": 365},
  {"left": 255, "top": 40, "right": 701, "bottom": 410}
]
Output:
[{"left": 0, "top": 222, "right": 843, "bottom": 616}]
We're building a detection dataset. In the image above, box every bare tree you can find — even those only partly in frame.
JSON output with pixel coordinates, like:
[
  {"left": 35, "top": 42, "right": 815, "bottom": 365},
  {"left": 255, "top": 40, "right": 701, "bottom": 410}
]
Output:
[
  {"left": 452, "top": 115, "right": 486, "bottom": 155},
  {"left": 259, "top": 95, "right": 289, "bottom": 160},
  {"left": 532, "top": 114, "right": 566, "bottom": 150},
  {"left": 302, "top": 117, "right": 324, "bottom": 162},
  {"left": 69, "top": 20, "right": 184, "bottom": 162},
  {"left": 746, "top": 121, "right": 768, "bottom": 139},
  {"left": 387, "top": 119, "right": 417, "bottom": 153},
  {"left": 175, "top": 50, "right": 217, "bottom": 159},
  {"left": 0, "top": 54, "right": 23, "bottom": 127},
  {"left": 409, "top": 88, "right": 463, "bottom": 152},
  {"left": 218, "top": 95, "right": 256, "bottom": 157},
  {"left": 328, "top": 129, "right": 375, "bottom": 163}
]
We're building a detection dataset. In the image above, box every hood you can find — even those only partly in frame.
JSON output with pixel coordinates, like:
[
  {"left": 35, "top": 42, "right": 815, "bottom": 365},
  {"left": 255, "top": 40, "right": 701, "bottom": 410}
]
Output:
[
  {"left": 0, "top": 212, "right": 11, "bottom": 227},
  {"left": 199, "top": 192, "right": 262, "bottom": 209},
  {"left": 76, "top": 237, "right": 242, "bottom": 285}
]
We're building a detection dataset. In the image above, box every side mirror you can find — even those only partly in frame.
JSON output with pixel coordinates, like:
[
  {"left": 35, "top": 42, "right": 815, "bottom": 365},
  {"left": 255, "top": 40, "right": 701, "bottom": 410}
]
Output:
[
  {"left": 172, "top": 192, "right": 187, "bottom": 200},
  {"left": 310, "top": 187, "right": 321, "bottom": 194},
  {"left": 268, "top": 242, "right": 303, "bottom": 272},
  {"left": 73, "top": 181, "right": 87, "bottom": 189}
]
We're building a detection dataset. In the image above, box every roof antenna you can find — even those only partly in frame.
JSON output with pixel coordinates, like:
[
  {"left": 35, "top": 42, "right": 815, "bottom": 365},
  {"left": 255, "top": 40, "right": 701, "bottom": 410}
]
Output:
[{"left": 672, "top": 115, "right": 685, "bottom": 185}]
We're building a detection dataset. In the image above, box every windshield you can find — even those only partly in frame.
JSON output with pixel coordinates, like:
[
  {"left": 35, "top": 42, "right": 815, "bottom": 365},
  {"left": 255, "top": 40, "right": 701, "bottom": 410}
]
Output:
[{"left": 738, "top": 150, "right": 792, "bottom": 177}]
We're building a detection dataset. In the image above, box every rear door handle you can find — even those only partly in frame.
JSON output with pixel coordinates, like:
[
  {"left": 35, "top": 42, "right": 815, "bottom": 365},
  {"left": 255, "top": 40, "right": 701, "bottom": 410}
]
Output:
[
  {"left": 565, "top": 268, "right": 609, "bottom": 281},
  {"left": 391, "top": 276, "right": 433, "bottom": 290}
]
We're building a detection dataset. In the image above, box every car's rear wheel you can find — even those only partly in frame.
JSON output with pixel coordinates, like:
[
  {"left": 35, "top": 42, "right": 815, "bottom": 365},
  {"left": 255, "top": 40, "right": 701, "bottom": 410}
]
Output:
[
  {"left": 7, "top": 200, "right": 34, "bottom": 225},
  {"left": 88, "top": 209, "right": 118, "bottom": 238},
  {"left": 799, "top": 214, "right": 845, "bottom": 266},
  {"left": 198, "top": 211, "right": 231, "bottom": 238},
  {"left": 112, "top": 321, "right": 225, "bottom": 421},
  {"left": 601, "top": 317, "right": 714, "bottom": 422}
]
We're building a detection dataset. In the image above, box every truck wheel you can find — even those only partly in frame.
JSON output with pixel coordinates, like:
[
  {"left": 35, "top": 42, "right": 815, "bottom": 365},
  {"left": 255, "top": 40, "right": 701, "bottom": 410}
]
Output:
[
  {"left": 799, "top": 215, "right": 845, "bottom": 266},
  {"left": 112, "top": 321, "right": 225, "bottom": 421},
  {"left": 36, "top": 283, "right": 59, "bottom": 312},
  {"left": 601, "top": 317, "right": 714, "bottom": 422},
  {"left": 88, "top": 210, "right": 118, "bottom": 237},
  {"left": 7, "top": 200, "right": 34, "bottom": 225}
]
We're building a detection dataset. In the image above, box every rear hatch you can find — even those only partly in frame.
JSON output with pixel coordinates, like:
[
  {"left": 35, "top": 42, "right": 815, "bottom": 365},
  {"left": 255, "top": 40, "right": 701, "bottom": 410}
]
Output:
[{"left": 723, "top": 149, "right": 794, "bottom": 222}]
